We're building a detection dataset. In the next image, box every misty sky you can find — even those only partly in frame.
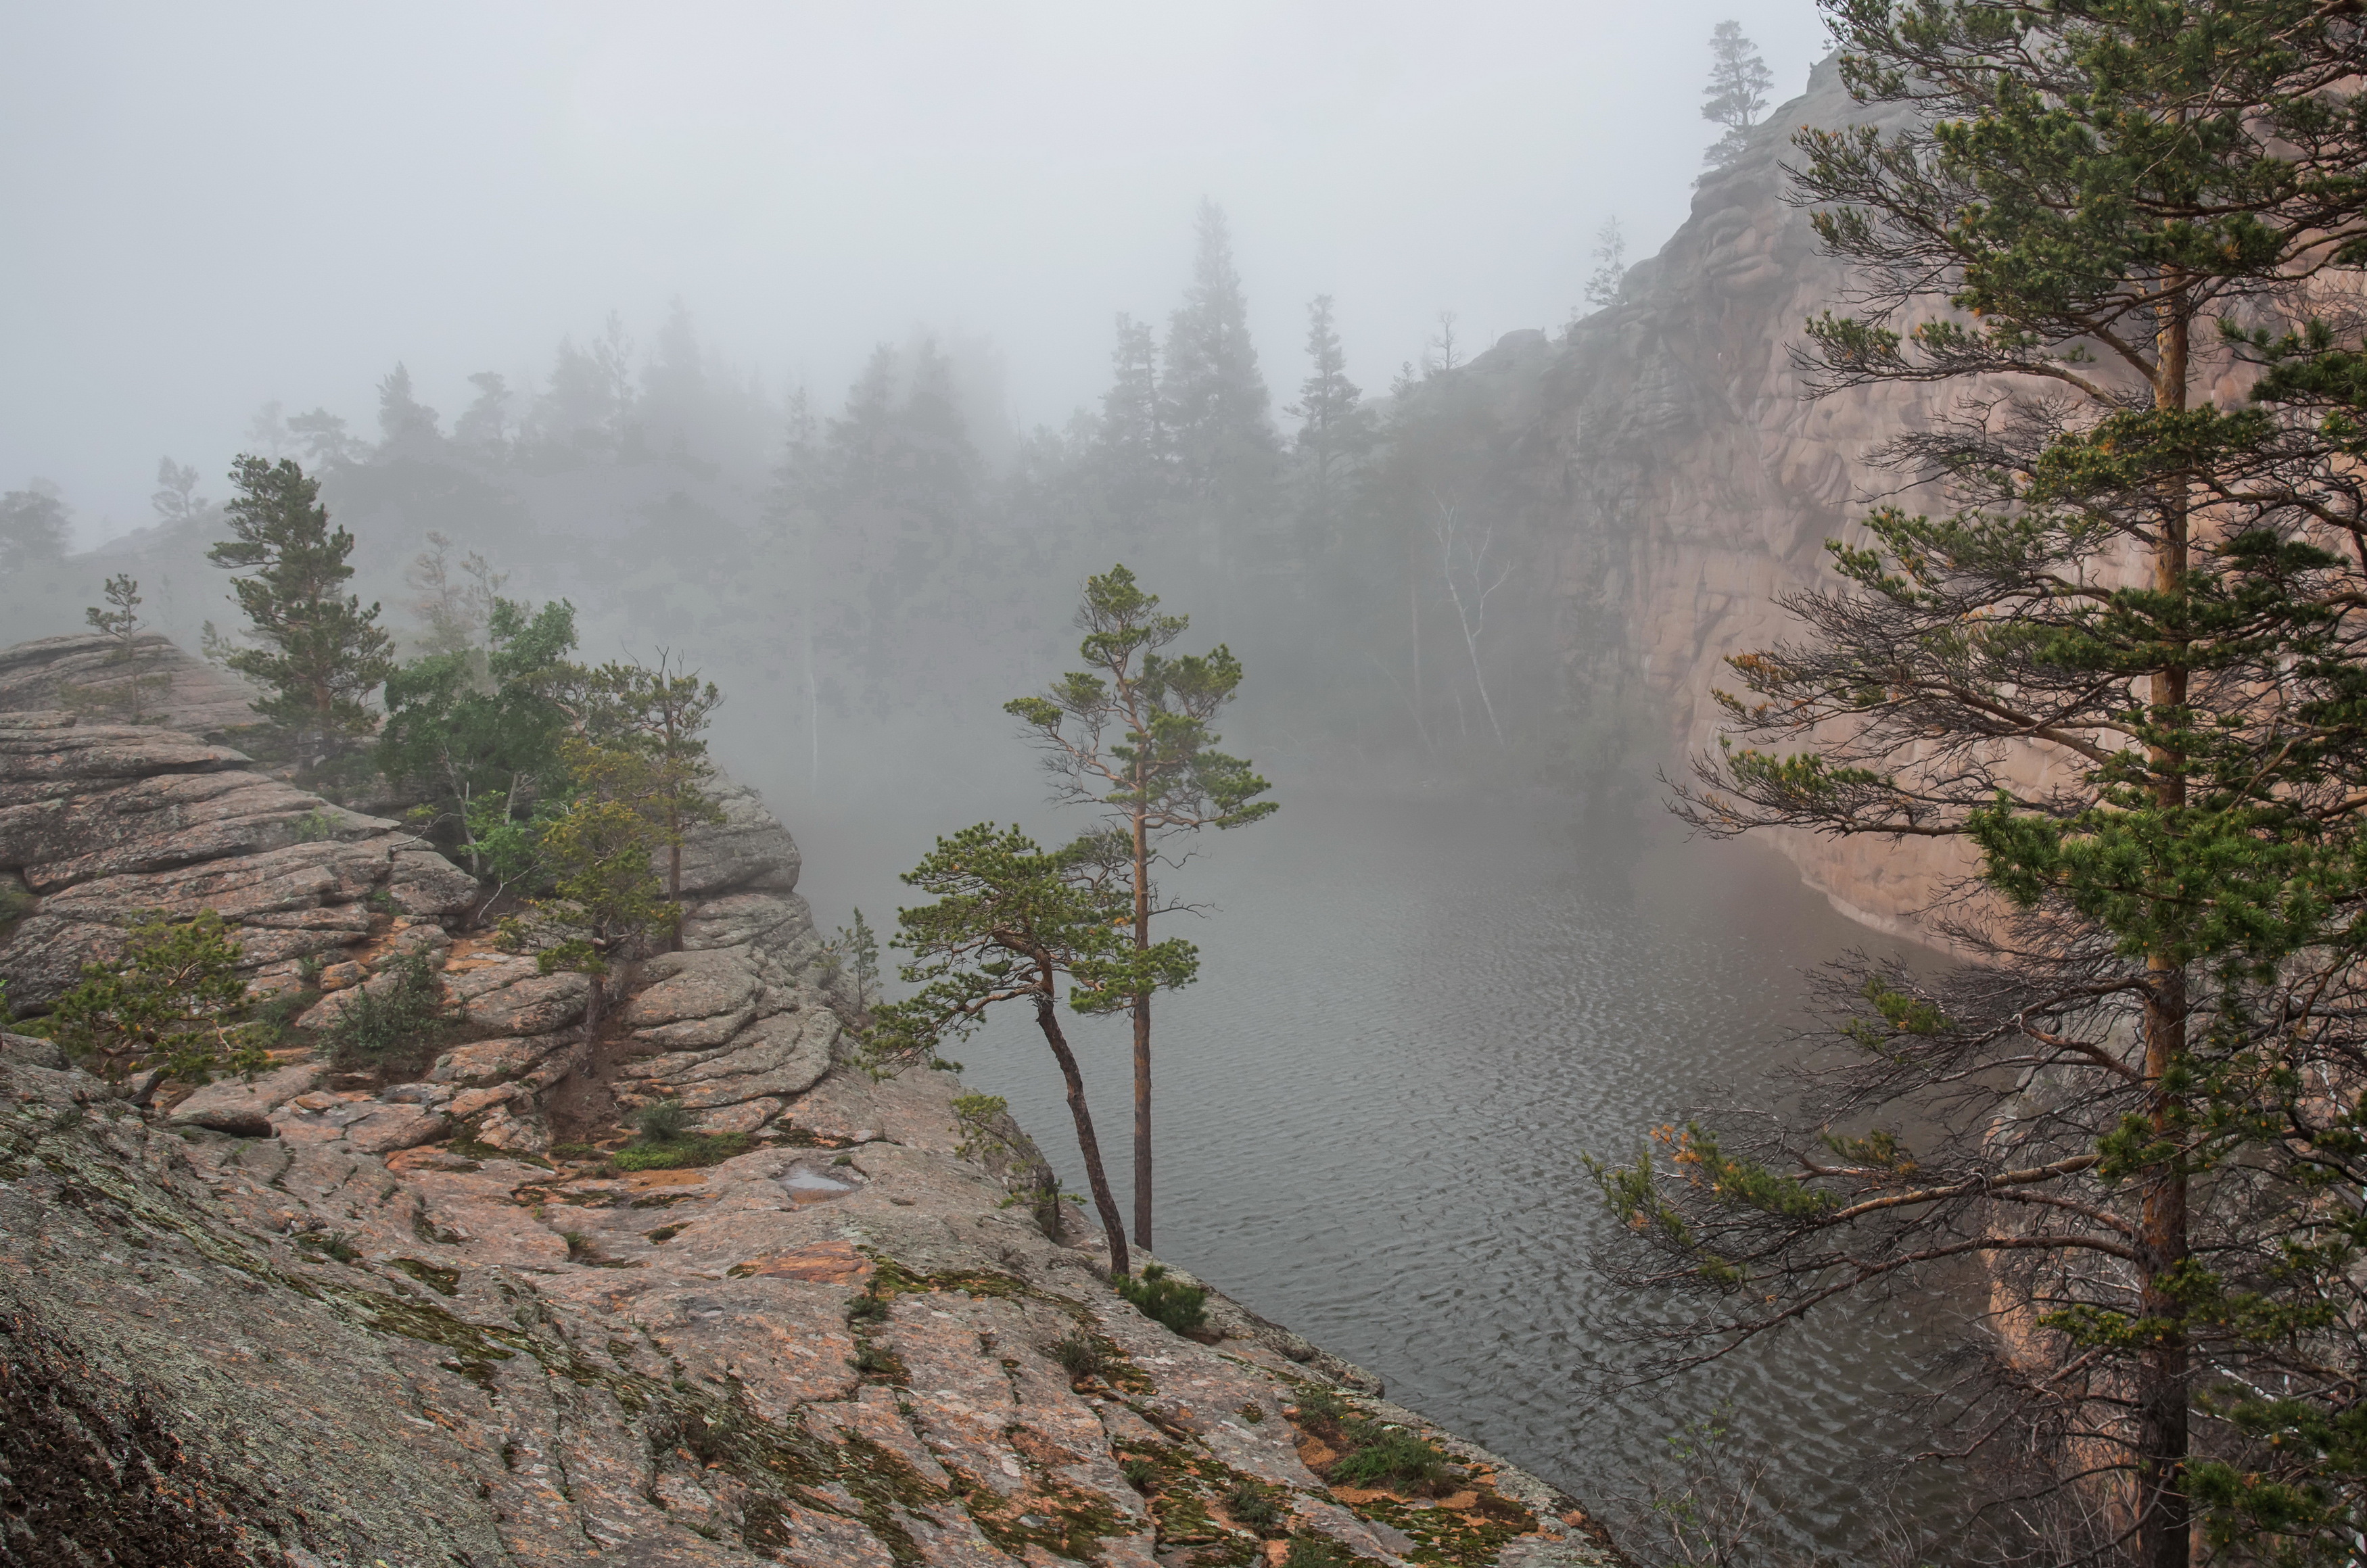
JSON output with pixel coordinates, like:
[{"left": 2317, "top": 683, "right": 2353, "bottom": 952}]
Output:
[{"left": 3, "top": 1, "right": 1829, "bottom": 546}]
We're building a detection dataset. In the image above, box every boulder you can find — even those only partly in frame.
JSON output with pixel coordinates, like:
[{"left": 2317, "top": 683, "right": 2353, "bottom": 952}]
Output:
[{"left": 668, "top": 778, "right": 799, "bottom": 897}]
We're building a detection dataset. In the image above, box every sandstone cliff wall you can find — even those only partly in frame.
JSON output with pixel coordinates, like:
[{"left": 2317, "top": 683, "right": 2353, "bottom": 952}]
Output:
[{"left": 1491, "top": 57, "right": 1978, "bottom": 934}]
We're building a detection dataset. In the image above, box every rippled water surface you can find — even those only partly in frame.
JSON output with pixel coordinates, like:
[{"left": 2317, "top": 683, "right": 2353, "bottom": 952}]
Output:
[{"left": 798, "top": 786, "right": 1969, "bottom": 1552}]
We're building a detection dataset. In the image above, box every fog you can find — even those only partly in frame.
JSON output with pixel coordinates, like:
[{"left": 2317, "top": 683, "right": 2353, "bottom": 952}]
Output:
[{"left": 3, "top": 1, "right": 1825, "bottom": 538}]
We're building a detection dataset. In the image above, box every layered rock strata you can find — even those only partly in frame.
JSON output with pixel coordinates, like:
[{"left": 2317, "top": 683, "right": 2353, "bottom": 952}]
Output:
[
  {"left": 0, "top": 711, "right": 478, "bottom": 1007},
  {"left": 0, "top": 631, "right": 266, "bottom": 739}
]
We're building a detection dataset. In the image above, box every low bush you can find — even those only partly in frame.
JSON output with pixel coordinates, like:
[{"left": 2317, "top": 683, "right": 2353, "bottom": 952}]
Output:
[
  {"left": 1224, "top": 1478, "right": 1285, "bottom": 1533},
  {"left": 634, "top": 1098, "right": 694, "bottom": 1141},
  {"left": 1294, "top": 1385, "right": 1349, "bottom": 1425},
  {"left": 847, "top": 1292, "right": 891, "bottom": 1324},
  {"left": 1283, "top": 1536, "right": 1352, "bottom": 1568},
  {"left": 1120, "top": 1457, "right": 1159, "bottom": 1492},
  {"left": 1330, "top": 1422, "right": 1456, "bottom": 1495},
  {"left": 612, "top": 1132, "right": 751, "bottom": 1171},
  {"left": 1114, "top": 1262, "right": 1208, "bottom": 1336},
  {"left": 1048, "top": 1331, "right": 1112, "bottom": 1380},
  {"left": 319, "top": 954, "right": 452, "bottom": 1077}
]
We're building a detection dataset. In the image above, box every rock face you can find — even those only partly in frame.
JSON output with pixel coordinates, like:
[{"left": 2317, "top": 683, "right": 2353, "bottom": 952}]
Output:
[
  {"left": 1440, "top": 56, "right": 1974, "bottom": 933},
  {"left": 0, "top": 710, "right": 478, "bottom": 1007},
  {"left": 0, "top": 632, "right": 265, "bottom": 739},
  {"left": 0, "top": 638, "right": 1613, "bottom": 1566}
]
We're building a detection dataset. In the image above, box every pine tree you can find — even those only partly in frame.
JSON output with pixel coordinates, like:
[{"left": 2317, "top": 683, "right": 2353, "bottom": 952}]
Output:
[
  {"left": 285, "top": 408, "right": 364, "bottom": 467},
  {"left": 1581, "top": 218, "right": 1626, "bottom": 312},
  {"left": 1008, "top": 565, "right": 1276, "bottom": 1251},
  {"left": 79, "top": 574, "right": 168, "bottom": 723},
  {"left": 1288, "top": 295, "right": 1376, "bottom": 538},
  {"left": 576, "top": 652, "right": 726, "bottom": 920},
  {"left": 1161, "top": 201, "right": 1279, "bottom": 512},
  {"left": 1604, "top": 2, "right": 2367, "bottom": 1561},
  {"left": 864, "top": 824, "right": 1199, "bottom": 1277},
  {"left": 1700, "top": 21, "right": 1774, "bottom": 169},
  {"left": 47, "top": 911, "right": 269, "bottom": 1104},
  {"left": 150, "top": 458, "right": 207, "bottom": 526},
  {"left": 208, "top": 456, "right": 396, "bottom": 748},
  {"left": 376, "top": 363, "right": 440, "bottom": 451}
]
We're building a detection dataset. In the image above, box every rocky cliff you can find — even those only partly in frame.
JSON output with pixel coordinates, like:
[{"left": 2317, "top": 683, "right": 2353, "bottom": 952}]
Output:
[
  {"left": 1476, "top": 57, "right": 1974, "bottom": 934},
  {"left": 0, "top": 636, "right": 1614, "bottom": 1568}
]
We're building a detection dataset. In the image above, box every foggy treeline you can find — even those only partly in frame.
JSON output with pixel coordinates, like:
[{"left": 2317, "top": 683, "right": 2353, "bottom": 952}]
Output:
[{"left": 2, "top": 201, "right": 1584, "bottom": 803}]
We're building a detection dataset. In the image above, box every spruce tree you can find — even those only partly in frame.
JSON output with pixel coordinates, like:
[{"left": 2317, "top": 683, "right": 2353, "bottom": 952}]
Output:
[
  {"left": 209, "top": 456, "right": 395, "bottom": 749},
  {"left": 1287, "top": 295, "right": 1376, "bottom": 540},
  {"left": 1161, "top": 201, "right": 1279, "bottom": 512},
  {"left": 1603, "top": 3, "right": 2367, "bottom": 1561},
  {"left": 1096, "top": 312, "right": 1171, "bottom": 512}
]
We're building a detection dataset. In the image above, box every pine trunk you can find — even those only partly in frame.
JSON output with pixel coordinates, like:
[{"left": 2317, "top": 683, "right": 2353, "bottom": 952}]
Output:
[
  {"left": 1036, "top": 990, "right": 1129, "bottom": 1277},
  {"left": 1131, "top": 800, "right": 1153, "bottom": 1255},
  {"left": 2136, "top": 304, "right": 2193, "bottom": 1568}
]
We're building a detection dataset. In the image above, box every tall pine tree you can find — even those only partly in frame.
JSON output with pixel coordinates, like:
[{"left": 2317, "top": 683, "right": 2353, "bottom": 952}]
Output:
[
  {"left": 1602, "top": 2, "right": 2367, "bottom": 1562},
  {"left": 209, "top": 456, "right": 396, "bottom": 749}
]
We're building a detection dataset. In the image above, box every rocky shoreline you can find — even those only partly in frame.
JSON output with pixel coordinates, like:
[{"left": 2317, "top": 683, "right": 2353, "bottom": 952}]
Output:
[{"left": 0, "top": 640, "right": 1619, "bottom": 1568}]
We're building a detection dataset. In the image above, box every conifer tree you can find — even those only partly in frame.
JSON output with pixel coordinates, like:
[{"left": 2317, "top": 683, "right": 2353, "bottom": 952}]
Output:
[
  {"left": 863, "top": 824, "right": 1198, "bottom": 1277},
  {"left": 209, "top": 456, "right": 395, "bottom": 749},
  {"left": 1581, "top": 218, "right": 1626, "bottom": 312},
  {"left": 1700, "top": 20, "right": 1774, "bottom": 169},
  {"left": 149, "top": 458, "right": 206, "bottom": 526},
  {"left": 79, "top": 574, "right": 168, "bottom": 723},
  {"left": 1096, "top": 312, "right": 1171, "bottom": 510},
  {"left": 0, "top": 490, "right": 68, "bottom": 570},
  {"left": 1162, "top": 201, "right": 1278, "bottom": 511},
  {"left": 576, "top": 652, "right": 726, "bottom": 920},
  {"left": 1287, "top": 295, "right": 1376, "bottom": 539},
  {"left": 1603, "top": 2, "right": 2367, "bottom": 1561},
  {"left": 1008, "top": 565, "right": 1276, "bottom": 1250}
]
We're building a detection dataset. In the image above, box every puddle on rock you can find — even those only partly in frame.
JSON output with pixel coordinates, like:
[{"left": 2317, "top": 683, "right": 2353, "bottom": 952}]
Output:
[{"left": 780, "top": 1164, "right": 860, "bottom": 1204}]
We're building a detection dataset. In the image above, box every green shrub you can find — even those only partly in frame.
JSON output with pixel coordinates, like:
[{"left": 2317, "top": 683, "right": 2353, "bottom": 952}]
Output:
[
  {"left": 1225, "top": 1478, "right": 1285, "bottom": 1533},
  {"left": 611, "top": 1132, "right": 750, "bottom": 1171},
  {"left": 1115, "top": 1262, "right": 1208, "bottom": 1335},
  {"left": 1048, "top": 1331, "right": 1112, "bottom": 1379},
  {"left": 1295, "top": 1386, "right": 1349, "bottom": 1425},
  {"left": 1120, "top": 1457, "right": 1159, "bottom": 1492},
  {"left": 847, "top": 1292, "right": 891, "bottom": 1323},
  {"left": 252, "top": 985, "right": 321, "bottom": 1041},
  {"left": 634, "top": 1098, "right": 693, "bottom": 1141},
  {"left": 851, "top": 1342, "right": 905, "bottom": 1379},
  {"left": 319, "top": 953, "right": 452, "bottom": 1076},
  {"left": 301, "top": 1229, "right": 361, "bottom": 1264},
  {"left": 1330, "top": 1423, "right": 1455, "bottom": 1494},
  {"left": 1283, "top": 1536, "right": 1352, "bottom": 1568}
]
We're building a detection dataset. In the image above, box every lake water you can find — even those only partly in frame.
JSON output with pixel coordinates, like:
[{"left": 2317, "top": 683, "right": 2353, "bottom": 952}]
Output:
[{"left": 787, "top": 780, "right": 1973, "bottom": 1558}]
